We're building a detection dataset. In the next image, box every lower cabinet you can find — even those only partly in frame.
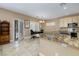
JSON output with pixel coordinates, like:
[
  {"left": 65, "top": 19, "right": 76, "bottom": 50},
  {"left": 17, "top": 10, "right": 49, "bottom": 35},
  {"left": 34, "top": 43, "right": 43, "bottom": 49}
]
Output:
[{"left": 0, "top": 35, "right": 10, "bottom": 45}]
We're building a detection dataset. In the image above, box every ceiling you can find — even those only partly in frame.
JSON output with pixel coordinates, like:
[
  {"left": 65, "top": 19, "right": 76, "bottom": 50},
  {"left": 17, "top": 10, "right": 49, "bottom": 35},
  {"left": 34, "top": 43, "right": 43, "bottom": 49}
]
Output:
[{"left": 0, "top": 3, "right": 79, "bottom": 20}]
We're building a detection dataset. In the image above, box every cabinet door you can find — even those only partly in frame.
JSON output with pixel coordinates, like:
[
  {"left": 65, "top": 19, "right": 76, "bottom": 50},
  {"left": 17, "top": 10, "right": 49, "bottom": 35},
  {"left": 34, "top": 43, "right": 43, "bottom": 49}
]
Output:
[
  {"left": 77, "top": 16, "right": 79, "bottom": 27},
  {"left": 67, "top": 18, "right": 73, "bottom": 23},
  {"left": 64, "top": 18, "right": 67, "bottom": 27},
  {"left": 72, "top": 17, "right": 78, "bottom": 23},
  {"left": 59, "top": 19, "right": 64, "bottom": 27},
  {"left": 66, "top": 18, "right": 72, "bottom": 27},
  {"left": 0, "top": 21, "right": 1, "bottom": 42},
  {"left": 0, "top": 21, "right": 1, "bottom": 35}
]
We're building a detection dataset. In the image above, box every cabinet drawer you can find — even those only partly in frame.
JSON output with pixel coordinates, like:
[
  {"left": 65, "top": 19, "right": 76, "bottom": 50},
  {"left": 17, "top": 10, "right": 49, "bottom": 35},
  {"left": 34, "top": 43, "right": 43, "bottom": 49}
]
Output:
[{"left": 0, "top": 35, "right": 9, "bottom": 41}]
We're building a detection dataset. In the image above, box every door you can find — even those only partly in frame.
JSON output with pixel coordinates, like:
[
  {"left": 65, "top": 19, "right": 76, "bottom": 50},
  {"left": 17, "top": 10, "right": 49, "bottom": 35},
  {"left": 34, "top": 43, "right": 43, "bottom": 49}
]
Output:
[
  {"left": 0, "top": 21, "right": 10, "bottom": 45},
  {"left": 14, "top": 19, "right": 24, "bottom": 41},
  {"left": 14, "top": 20, "right": 18, "bottom": 41}
]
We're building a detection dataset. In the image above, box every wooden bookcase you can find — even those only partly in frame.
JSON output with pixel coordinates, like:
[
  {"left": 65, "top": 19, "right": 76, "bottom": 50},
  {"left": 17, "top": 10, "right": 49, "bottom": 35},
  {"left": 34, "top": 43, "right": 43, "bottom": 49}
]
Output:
[{"left": 0, "top": 21, "right": 10, "bottom": 45}]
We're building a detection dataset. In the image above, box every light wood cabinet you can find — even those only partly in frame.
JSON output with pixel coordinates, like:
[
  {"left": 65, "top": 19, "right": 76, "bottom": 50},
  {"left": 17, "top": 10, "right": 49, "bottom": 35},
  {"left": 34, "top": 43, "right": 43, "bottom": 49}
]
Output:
[
  {"left": 59, "top": 16, "right": 79, "bottom": 27},
  {"left": 77, "top": 16, "right": 79, "bottom": 27},
  {"left": 64, "top": 18, "right": 68, "bottom": 27},
  {"left": 67, "top": 18, "right": 72, "bottom": 23},
  {"left": 59, "top": 19, "right": 64, "bottom": 27},
  {"left": 72, "top": 17, "right": 78, "bottom": 23},
  {"left": 60, "top": 18, "right": 69, "bottom": 27}
]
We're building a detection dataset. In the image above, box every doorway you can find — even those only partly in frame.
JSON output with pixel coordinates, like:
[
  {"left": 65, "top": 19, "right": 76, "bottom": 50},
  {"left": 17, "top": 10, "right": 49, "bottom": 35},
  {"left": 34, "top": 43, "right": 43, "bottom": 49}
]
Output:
[{"left": 14, "top": 19, "right": 24, "bottom": 41}]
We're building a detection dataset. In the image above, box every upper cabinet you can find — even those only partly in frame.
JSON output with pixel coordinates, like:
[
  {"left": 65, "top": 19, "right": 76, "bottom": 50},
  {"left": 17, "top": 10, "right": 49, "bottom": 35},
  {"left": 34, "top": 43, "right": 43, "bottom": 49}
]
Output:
[
  {"left": 77, "top": 16, "right": 79, "bottom": 27},
  {"left": 59, "top": 19, "right": 64, "bottom": 27},
  {"left": 72, "top": 16, "right": 78, "bottom": 23},
  {"left": 63, "top": 18, "right": 68, "bottom": 27},
  {"left": 59, "top": 16, "right": 79, "bottom": 27},
  {"left": 59, "top": 18, "right": 70, "bottom": 27}
]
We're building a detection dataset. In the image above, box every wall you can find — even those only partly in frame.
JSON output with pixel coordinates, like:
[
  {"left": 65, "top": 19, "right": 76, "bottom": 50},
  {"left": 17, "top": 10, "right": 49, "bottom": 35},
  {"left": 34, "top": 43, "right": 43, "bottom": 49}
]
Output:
[
  {"left": 0, "top": 8, "right": 40, "bottom": 42},
  {"left": 0, "top": 8, "right": 28, "bottom": 42},
  {"left": 24, "top": 14, "right": 40, "bottom": 38},
  {"left": 44, "top": 19, "right": 60, "bottom": 33}
]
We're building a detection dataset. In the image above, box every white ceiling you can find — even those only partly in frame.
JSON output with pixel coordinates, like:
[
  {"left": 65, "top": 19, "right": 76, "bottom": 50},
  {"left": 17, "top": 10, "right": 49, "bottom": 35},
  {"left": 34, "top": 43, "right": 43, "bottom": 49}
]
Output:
[{"left": 0, "top": 3, "right": 79, "bottom": 20}]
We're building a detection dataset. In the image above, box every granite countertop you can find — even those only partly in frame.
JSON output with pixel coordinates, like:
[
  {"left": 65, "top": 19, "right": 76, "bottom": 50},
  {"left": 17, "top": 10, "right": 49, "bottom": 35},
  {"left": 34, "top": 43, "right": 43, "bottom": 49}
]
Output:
[
  {"left": 63, "top": 37, "right": 79, "bottom": 48},
  {"left": 56, "top": 34, "right": 79, "bottom": 48}
]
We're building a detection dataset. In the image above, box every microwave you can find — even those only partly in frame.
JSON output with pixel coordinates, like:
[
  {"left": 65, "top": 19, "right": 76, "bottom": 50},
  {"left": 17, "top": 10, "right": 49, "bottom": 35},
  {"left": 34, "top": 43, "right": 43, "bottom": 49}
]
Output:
[{"left": 68, "top": 23, "right": 78, "bottom": 28}]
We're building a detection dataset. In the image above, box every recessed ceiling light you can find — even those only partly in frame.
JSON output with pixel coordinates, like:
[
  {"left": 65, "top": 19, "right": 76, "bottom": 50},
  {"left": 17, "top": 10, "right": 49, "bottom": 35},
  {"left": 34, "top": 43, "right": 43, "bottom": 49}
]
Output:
[{"left": 64, "top": 7, "right": 67, "bottom": 10}]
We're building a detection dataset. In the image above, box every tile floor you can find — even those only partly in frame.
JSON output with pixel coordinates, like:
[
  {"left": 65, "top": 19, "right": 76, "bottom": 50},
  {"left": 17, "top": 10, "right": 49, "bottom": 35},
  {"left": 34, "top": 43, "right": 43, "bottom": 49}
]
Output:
[
  {"left": 0, "top": 37, "right": 79, "bottom": 56},
  {"left": 0, "top": 38, "right": 39, "bottom": 56},
  {"left": 40, "top": 38, "right": 79, "bottom": 56}
]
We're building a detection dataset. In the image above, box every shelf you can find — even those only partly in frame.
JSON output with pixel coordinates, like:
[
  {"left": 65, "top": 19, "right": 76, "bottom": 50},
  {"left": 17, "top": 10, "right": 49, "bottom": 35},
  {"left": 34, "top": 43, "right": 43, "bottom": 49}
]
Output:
[{"left": 0, "top": 21, "right": 10, "bottom": 45}]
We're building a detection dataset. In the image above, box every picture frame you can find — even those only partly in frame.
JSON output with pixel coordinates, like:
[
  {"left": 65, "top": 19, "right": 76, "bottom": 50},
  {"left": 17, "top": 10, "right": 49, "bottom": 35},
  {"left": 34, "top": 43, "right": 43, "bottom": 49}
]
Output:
[{"left": 24, "top": 20, "right": 30, "bottom": 28}]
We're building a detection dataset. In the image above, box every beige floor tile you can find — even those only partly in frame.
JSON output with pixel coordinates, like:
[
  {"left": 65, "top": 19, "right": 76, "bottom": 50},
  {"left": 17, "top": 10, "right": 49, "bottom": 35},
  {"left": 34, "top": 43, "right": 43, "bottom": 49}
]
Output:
[
  {"left": 0, "top": 38, "right": 39, "bottom": 56},
  {"left": 40, "top": 39, "right": 79, "bottom": 56}
]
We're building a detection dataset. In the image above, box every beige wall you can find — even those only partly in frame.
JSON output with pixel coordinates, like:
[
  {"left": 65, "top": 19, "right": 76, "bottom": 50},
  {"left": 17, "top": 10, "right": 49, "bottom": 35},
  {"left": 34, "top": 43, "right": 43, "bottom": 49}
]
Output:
[
  {"left": 44, "top": 19, "right": 60, "bottom": 33},
  {"left": 0, "top": 8, "right": 41, "bottom": 42}
]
